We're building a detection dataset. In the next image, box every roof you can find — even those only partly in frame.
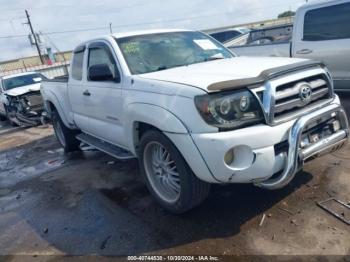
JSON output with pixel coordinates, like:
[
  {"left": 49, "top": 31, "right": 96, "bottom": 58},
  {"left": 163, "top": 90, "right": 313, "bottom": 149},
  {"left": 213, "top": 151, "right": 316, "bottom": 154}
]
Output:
[
  {"left": 73, "top": 29, "right": 197, "bottom": 51},
  {"left": 1, "top": 71, "right": 38, "bottom": 80},
  {"left": 298, "top": 0, "right": 347, "bottom": 11},
  {"left": 207, "top": 27, "right": 250, "bottom": 34},
  {"left": 112, "top": 28, "right": 192, "bottom": 39}
]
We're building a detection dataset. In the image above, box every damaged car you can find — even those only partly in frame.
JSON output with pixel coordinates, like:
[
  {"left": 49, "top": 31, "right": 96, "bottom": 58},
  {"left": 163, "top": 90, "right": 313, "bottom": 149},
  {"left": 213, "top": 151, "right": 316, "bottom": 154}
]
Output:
[{"left": 0, "top": 72, "right": 46, "bottom": 126}]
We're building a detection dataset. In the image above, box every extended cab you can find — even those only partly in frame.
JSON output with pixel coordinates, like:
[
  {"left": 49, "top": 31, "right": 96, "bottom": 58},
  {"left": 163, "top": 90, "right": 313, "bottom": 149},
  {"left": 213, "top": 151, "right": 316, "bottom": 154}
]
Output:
[
  {"left": 226, "top": 0, "right": 350, "bottom": 91},
  {"left": 41, "top": 29, "right": 349, "bottom": 213}
]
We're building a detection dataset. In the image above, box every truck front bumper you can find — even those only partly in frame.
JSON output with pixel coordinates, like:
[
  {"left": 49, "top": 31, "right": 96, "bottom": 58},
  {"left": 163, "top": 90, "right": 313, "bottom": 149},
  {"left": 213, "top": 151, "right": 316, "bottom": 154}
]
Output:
[
  {"left": 257, "top": 103, "right": 348, "bottom": 189},
  {"left": 188, "top": 98, "right": 349, "bottom": 187}
]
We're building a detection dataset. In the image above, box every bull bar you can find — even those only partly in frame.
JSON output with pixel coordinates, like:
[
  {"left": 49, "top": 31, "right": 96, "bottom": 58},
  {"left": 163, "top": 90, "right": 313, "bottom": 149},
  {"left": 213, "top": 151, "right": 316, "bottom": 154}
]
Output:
[{"left": 257, "top": 103, "right": 349, "bottom": 190}]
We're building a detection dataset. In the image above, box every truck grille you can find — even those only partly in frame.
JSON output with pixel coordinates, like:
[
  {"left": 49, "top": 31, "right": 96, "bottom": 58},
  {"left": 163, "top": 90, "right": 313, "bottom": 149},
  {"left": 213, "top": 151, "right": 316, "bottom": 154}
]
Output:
[{"left": 273, "top": 74, "right": 331, "bottom": 120}]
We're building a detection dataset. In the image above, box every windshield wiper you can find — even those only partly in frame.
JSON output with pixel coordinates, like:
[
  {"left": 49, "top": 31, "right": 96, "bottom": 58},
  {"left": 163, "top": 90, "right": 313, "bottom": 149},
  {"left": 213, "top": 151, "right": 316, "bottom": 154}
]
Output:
[
  {"left": 156, "top": 66, "right": 168, "bottom": 71},
  {"left": 204, "top": 56, "right": 225, "bottom": 62},
  {"left": 155, "top": 64, "right": 187, "bottom": 72}
]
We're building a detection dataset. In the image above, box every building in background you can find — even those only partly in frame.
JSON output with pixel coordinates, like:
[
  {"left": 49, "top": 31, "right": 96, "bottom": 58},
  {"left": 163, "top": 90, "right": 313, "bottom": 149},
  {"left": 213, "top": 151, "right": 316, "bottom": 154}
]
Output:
[
  {"left": 0, "top": 51, "right": 72, "bottom": 78},
  {"left": 203, "top": 16, "right": 294, "bottom": 35},
  {"left": 0, "top": 51, "right": 72, "bottom": 71}
]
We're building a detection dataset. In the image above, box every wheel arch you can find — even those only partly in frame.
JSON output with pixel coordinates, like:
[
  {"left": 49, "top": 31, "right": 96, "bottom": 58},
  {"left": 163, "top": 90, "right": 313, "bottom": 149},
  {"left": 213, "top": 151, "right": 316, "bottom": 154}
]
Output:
[
  {"left": 124, "top": 103, "right": 189, "bottom": 155},
  {"left": 44, "top": 98, "right": 70, "bottom": 128}
]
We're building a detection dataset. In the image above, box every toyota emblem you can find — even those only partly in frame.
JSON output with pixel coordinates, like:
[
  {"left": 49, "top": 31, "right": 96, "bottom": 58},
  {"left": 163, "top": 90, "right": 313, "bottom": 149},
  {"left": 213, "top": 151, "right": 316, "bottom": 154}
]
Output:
[{"left": 298, "top": 83, "right": 312, "bottom": 103}]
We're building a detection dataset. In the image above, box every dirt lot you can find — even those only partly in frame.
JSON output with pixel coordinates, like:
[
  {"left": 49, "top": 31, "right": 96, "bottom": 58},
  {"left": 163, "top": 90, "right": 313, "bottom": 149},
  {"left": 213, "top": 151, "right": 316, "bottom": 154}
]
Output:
[{"left": 0, "top": 95, "right": 350, "bottom": 258}]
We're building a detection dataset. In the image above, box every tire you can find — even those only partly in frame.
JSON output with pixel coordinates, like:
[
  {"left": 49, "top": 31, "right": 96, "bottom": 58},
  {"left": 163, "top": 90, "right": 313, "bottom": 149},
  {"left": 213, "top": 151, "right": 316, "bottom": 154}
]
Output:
[
  {"left": 4, "top": 106, "right": 17, "bottom": 126},
  {"left": 9, "top": 120, "right": 17, "bottom": 127},
  {"left": 51, "top": 110, "right": 80, "bottom": 153},
  {"left": 0, "top": 114, "right": 6, "bottom": 121},
  {"left": 0, "top": 104, "right": 7, "bottom": 121},
  {"left": 139, "top": 129, "right": 210, "bottom": 213}
]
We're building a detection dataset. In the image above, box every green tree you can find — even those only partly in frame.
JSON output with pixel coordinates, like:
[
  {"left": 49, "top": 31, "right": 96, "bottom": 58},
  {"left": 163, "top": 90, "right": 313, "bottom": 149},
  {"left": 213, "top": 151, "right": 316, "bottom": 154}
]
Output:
[{"left": 278, "top": 11, "right": 296, "bottom": 18}]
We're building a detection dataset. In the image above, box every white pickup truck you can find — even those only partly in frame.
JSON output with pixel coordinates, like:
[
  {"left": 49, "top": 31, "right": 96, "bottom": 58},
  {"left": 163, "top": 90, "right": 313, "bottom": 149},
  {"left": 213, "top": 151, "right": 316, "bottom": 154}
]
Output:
[
  {"left": 227, "top": 0, "right": 350, "bottom": 91},
  {"left": 41, "top": 29, "right": 349, "bottom": 213}
]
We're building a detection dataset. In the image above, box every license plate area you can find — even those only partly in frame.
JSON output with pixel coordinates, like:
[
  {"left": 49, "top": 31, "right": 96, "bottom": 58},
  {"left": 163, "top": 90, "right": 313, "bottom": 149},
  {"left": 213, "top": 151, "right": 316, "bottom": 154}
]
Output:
[{"left": 300, "top": 112, "right": 340, "bottom": 149}]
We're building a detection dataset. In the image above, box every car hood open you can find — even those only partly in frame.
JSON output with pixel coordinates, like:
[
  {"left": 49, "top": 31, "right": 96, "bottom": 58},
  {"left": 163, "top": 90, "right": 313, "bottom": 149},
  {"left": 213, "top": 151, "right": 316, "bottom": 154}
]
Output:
[
  {"left": 4, "top": 83, "right": 41, "bottom": 97},
  {"left": 139, "top": 57, "right": 319, "bottom": 92}
]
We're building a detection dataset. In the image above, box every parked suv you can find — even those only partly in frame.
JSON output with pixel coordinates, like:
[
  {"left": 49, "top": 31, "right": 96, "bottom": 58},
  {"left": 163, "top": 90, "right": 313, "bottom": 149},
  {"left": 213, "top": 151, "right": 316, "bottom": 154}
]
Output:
[{"left": 227, "top": 0, "right": 350, "bottom": 91}]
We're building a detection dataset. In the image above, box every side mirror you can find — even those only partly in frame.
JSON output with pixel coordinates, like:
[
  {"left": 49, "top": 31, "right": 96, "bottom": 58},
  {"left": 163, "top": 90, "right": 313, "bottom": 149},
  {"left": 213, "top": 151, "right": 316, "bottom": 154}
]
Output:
[{"left": 88, "top": 63, "right": 116, "bottom": 82}]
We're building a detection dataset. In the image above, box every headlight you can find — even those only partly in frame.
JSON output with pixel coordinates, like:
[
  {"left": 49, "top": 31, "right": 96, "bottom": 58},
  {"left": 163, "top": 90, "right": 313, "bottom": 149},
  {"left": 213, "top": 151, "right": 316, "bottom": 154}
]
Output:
[{"left": 194, "top": 89, "right": 264, "bottom": 130}]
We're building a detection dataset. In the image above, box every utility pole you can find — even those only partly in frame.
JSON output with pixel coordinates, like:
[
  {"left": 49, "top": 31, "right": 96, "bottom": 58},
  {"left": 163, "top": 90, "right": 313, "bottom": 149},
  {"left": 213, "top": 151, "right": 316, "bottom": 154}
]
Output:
[
  {"left": 25, "top": 10, "right": 44, "bottom": 64},
  {"left": 109, "top": 22, "right": 113, "bottom": 34}
]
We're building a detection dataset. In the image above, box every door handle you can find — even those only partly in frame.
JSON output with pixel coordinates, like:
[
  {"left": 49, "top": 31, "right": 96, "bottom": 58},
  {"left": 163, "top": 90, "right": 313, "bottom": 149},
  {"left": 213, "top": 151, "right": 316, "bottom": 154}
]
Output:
[
  {"left": 83, "top": 90, "right": 91, "bottom": 96},
  {"left": 296, "top": 49, "right": 313, "bottom": 55}
]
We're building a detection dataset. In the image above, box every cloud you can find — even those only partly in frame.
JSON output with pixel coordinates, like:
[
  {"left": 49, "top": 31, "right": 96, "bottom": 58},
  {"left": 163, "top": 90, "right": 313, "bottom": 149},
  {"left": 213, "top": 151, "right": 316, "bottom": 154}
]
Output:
[{"left": 0, "top": 0, "right": 305, "bottom": 61}]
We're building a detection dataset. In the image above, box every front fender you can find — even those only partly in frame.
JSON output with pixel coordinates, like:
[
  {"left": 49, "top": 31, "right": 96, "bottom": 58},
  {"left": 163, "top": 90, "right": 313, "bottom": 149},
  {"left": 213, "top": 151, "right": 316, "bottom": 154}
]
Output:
[
  {"left": 124, "top": 103, "right": 188, "bottom": 154},
  {"left": 0, "top": 96, "right": 9, "bottom": 106}
]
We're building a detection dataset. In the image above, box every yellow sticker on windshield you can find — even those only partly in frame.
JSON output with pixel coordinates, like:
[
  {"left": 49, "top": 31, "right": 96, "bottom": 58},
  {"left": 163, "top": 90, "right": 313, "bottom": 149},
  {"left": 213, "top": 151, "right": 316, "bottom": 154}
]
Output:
[{"left": 122, "top": 42, "right": 140, "bottom": 54}]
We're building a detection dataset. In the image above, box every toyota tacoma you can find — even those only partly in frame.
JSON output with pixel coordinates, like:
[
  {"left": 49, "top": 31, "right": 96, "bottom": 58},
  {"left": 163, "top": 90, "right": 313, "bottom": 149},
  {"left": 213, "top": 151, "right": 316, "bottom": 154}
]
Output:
[{"left": 41, "top": 29, "right": 349, "bottom": 213}]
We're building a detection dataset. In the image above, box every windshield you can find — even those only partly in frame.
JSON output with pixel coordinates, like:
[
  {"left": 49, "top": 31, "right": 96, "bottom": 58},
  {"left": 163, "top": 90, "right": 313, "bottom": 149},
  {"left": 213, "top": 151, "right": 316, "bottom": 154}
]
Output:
[
  {"left": 116, "top": 31, "right": 234, "bottom": 74},
  {"left": 3, "top": 73, "right": 44, "bottom": 91}
]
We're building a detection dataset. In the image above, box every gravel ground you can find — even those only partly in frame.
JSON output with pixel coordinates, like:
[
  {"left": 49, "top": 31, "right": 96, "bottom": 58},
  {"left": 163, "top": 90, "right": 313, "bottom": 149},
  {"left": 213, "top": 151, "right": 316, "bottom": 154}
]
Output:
[{"left": 0, "top": 94, "right": 349, "bottom": 258}]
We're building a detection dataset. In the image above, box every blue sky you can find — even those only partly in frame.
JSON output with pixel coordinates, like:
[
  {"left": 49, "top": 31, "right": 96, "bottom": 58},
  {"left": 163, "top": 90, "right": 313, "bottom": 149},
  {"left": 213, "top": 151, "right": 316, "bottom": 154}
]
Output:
[{"left": 0, "top": 0, "right": 309, "bottom": 61}]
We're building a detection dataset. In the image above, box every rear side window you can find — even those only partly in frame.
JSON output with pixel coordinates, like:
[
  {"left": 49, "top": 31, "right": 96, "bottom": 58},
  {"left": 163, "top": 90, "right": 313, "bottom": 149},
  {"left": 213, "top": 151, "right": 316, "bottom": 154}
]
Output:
[
  {"left": 304, "top": 3, "right": 350, "bottom": 41},
  {"left": 71, "top": 50, "right": 84, "bottom": 80}
]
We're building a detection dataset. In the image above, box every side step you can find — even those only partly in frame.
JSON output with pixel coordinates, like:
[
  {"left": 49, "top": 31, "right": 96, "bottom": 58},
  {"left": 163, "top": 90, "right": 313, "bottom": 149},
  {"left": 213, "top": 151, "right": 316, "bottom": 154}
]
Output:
[{"left": 76, "top": 133, "right": 135, "bottom": 160}]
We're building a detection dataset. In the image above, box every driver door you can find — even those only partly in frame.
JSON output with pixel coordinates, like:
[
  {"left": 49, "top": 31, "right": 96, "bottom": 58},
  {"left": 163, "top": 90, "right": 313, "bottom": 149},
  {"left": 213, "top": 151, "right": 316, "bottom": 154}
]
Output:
[{"left": 83, "top": 41, "right": 126, "bottom": 147}]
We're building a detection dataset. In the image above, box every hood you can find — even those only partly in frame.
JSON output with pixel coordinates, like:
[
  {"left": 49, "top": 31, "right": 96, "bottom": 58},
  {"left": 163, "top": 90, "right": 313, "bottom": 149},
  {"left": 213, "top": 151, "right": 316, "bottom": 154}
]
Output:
[
  {"left": 139, "top": 57, "right": 313, "bottom": 92},
  {"left": 4, "top": 83, "right": 41, "bottom": 97}
]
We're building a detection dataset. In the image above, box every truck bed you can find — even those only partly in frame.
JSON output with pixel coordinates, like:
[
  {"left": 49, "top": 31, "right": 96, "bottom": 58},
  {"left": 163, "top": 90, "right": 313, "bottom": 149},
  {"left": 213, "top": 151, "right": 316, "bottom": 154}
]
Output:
[
  {"left": 41, "top": 76, "right": 72, "bottom": 125},
  {"left": 43, "top": 75, "right": 69, "bottom": 82}
]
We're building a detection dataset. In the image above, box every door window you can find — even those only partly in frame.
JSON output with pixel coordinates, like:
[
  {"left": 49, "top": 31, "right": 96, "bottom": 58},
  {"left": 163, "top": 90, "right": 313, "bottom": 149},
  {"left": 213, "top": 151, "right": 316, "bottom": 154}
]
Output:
[
  {"left": 304, "top": 3, "right": 350, "bottom": 41},
  {"left": 87, "top": 43, "right": 120, "bottom": 82}
]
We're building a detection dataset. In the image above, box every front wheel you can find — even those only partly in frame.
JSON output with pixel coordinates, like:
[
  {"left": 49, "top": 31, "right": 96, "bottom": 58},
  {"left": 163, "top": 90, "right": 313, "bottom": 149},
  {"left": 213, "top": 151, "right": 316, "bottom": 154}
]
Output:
[
  {"left": 0, "top": 114, "right": 6, "bottom": 121},
  {"left": 5, "top": 106, "right": 18, "bottom": 127},
  {"left": 52, "top": 110, "right": 80, "bottom": 153},
  {"left": 0, "top": 104, "right": 7, "bottom": 121},
  {"left": 139, "top": 130, "right": 210, "bottom": 213}
]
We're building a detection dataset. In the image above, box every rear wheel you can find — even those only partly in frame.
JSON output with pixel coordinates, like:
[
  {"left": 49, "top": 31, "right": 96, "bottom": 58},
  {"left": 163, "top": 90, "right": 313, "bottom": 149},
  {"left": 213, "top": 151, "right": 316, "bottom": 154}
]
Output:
[
  {"left": 139, "top": 129, "right": 210, "bottom": 213},
  {"left": 4, "top": 106, "right": 17, "bottom": 126},
  {"left": 52, "top": 110, "right": 80, "bottom": 153}
]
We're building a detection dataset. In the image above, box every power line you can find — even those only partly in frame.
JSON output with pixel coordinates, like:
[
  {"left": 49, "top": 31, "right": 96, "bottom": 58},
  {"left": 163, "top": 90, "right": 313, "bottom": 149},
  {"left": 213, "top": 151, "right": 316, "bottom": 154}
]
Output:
[
  {"left": 0, "top": 26, "right": 109, "bottom": 39},
  {"left": 43, "top": 26, "right": 109, "bottom": 35},
  {"left": 0, "top": 16, "right": 26, "bottom": 22},
  {"left": 0, "top": 34, "right": 27, "bottom": 39},
  {"left": 0, "top": 1, "right": 155, "bottom": 13}
]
